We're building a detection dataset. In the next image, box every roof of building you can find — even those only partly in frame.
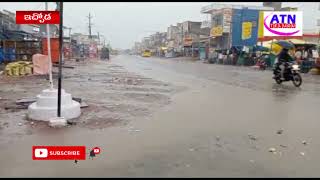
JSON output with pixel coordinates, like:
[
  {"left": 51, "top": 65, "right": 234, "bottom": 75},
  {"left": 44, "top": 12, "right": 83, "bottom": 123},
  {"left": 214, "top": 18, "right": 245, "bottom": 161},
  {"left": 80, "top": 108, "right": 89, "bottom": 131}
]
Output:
[
  {"left": 0, "top": 30, "right": 40, "bottom": 41},
  {"left": 201, "top": 3, "right": 274, "bottom": 14}
]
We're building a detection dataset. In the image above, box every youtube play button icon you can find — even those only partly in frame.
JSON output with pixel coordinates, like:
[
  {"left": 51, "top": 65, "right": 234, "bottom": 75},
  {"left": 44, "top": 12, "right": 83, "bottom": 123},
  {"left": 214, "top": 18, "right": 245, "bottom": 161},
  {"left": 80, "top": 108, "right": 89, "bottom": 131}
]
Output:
[{"left": 34, "top": 148, "right": 48, "bottom": 158}]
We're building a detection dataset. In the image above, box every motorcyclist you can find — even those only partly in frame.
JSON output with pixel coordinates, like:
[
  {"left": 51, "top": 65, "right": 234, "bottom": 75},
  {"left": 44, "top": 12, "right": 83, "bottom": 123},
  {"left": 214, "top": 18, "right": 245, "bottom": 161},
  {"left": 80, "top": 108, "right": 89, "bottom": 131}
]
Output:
[{"left": 274, "top": 48, "right": 294, "bottom": 80}]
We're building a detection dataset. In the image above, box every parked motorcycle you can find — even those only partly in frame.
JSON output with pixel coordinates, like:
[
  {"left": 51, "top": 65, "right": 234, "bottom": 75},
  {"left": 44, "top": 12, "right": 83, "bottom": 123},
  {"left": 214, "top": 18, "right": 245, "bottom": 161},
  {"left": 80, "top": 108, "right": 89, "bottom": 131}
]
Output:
[{"left": 273, "top": 59, "right": 302, "bottom": 87}]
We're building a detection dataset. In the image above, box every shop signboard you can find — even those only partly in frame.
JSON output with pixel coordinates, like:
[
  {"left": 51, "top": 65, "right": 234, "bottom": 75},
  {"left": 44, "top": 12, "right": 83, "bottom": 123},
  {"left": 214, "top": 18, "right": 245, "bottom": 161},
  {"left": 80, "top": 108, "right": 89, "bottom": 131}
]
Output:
[
  {"left": 258, "top": 11, "right": 264, "bottom": 39},
  {"left": 222, "top": 8, "right": 232, "bottom": 33},
  {"left": 184, "top": 36, "right": 192, "bottom": 46},
  {"left": 242, "top": 22, "right": 252, "bottom": 40},
  {"left": 210, "top": 26, "right": 223, "bottom": 37}
]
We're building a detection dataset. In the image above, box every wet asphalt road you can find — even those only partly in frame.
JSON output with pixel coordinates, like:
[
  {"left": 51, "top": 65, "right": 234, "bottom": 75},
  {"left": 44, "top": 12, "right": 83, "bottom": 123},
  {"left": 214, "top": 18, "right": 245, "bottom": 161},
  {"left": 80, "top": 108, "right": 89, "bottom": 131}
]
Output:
[{"left": 1, "top": 55, "right": 320, "bottom": 177}]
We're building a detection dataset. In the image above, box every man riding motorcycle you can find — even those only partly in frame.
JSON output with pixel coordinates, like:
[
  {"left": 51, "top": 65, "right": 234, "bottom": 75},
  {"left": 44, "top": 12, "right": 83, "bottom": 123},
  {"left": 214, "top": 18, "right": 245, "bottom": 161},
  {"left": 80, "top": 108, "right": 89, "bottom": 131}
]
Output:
[{"left": 273, "top": 48, "right": 294, "bottom": 80}]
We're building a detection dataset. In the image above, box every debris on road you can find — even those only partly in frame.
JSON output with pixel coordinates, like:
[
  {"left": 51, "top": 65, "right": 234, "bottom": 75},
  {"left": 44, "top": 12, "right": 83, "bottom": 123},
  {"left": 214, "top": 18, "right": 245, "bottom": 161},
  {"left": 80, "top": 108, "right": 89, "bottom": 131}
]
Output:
[
  {"left": 16, "top": 98, "right": 36, "bottom": 106},
  {"left": 277, "top": 129, "right": 284, "bottom": 135},
  {"left": 67, "top": 120, "right": 77, "bottom": 126},
  {"left": 18, "top": 123, "right": 22, "bottom": 126},
  {"left": 80, "top": 101, "right": 89, "bottom": 108},
  {"left": 71, "top": 97, "right": 88, "bottom": 108},
  {"left": 269, "top": 148, "right": 276, "bottom": 153},
  {"left": 53, "top": 64, "right": 75, "bottom": 69},
  {"left": 5, "top": 105, "right": 28, "bottom": 110},
  {"left": 300, "top": 152, "right": 305, "bottom": 156},
  {"left": 49, "top": 117, "right": 67, "bottom": 128},
  {"left": 302, "top": 140, "right": 308, "bottom": 145},
  {"left": 248, "top": 134, "right": 258, "bottom": 141},
  {"left": 280, "top": 144, "right": 287, "bottom": 148},
  {"left": 72, "top": 97, "right": 82, "bottom": 103}
]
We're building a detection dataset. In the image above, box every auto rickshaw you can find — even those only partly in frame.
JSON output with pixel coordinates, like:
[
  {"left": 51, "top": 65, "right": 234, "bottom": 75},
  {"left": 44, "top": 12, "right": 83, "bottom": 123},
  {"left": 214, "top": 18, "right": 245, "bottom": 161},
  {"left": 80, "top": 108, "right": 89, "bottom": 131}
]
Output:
[{"left": 142, "top": 50, "right": 151, "bottom": 57}]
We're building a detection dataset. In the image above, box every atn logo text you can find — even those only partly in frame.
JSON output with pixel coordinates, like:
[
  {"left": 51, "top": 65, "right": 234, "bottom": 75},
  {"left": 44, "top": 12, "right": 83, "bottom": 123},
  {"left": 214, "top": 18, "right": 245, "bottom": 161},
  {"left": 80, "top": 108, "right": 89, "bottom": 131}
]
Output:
[{"left": 263, "top": 11, "right": 303, "bottom": 37}]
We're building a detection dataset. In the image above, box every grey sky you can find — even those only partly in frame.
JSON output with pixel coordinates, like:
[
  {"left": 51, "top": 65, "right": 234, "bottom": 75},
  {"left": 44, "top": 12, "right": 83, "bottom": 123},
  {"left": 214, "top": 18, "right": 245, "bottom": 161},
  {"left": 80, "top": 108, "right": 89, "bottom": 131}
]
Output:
[{"left": 1, "top": 2, "right": 319, "bottom": 49}]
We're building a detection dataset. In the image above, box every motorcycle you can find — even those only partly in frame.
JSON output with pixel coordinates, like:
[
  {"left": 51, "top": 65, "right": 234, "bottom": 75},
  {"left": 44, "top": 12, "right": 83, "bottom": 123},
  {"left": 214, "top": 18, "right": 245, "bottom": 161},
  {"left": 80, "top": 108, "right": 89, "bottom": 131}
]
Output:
[
  {"left": 255, "top": 56, "right": 267, "bottom": 70},
  {"left": 273, "top": 59, "right": 302, "bottom": 87}
]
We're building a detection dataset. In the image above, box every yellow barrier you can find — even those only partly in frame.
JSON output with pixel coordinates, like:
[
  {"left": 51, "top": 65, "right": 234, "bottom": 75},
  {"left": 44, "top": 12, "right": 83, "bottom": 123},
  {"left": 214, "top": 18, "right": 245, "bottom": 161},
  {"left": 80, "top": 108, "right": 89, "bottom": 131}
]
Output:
[{"left": 5, "top": 61, "right": 33, "bottom": 77}]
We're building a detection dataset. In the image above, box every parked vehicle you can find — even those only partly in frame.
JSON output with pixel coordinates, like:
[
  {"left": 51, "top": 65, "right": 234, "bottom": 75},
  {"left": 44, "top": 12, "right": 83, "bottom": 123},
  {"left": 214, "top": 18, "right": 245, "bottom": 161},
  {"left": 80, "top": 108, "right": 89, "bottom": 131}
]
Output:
[{"left": 142, "top": 50, "right": 151, "bottom": 57}]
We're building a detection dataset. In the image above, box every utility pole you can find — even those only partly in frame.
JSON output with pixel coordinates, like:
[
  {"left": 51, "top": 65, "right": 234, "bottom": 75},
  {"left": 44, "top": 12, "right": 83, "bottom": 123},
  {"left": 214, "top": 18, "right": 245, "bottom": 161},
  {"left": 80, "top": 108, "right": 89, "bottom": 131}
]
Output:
[
  {"left": 45, "top": 2, "right": 53, "bottom": 90},
  {"left": 87, "top": 13, "right": 93, "bottom": 39},
  {"left": 97, "top": 32, "right": 100, "bottom": 44},
  {"left": 68, "top": 28, "right": 72, "bottom": 42},
  {"left": 97, "top": 32, "right": 100, "bottom": 58},
  {"left": 68, "top": 27, "right": 72, "bottom": 59},
  {"left": 58, "top": 2, "right": 63, "bottom": 117}
]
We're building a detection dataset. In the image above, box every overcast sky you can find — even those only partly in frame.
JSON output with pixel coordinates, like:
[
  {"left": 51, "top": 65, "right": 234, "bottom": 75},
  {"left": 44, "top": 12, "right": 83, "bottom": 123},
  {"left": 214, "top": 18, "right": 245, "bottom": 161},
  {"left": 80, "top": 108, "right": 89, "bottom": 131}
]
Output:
[{"left": 1, "top": 2, "right": 319, "bottom": 49}]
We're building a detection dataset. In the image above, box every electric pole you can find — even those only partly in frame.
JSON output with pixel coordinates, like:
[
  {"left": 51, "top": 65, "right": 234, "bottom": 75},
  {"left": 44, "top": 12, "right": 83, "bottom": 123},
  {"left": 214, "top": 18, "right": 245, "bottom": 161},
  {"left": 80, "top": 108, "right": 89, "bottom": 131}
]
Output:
[
  {"left": 87, "top": 13, "right": 93, "bottom": 39},
  {"left": 58, "top": 1, "right": 63, "bottom": 117},
  {"left": 97, "top": 32, "right": 100, "bottom": 45}
]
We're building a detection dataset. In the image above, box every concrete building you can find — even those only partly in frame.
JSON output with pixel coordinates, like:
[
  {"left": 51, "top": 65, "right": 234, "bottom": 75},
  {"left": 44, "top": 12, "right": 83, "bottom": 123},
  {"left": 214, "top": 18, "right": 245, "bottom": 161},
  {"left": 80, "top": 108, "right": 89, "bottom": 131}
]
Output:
[
  {"left": 141, "top": 37, "right": 151, "bottom": 50},
  {"left": 71, "top": 33, "right": 99, "bottom": 45},
  {"left": 0, "top": 10, "right": 41, "bottom": 40},
  {"left": 181, "top": 21, "right": 210, "bottom": 57},
  {"left": 263, "top": 2, "right": 282, "bottom": 11},
  {"left": 167, "top": 25, "right": 180, "bottom": 52},
  {"left": 0, "top": 10, "right": 18, "bottom": 32},
  {"left": 133, "top": 41, "right": 142, "bottom": 55},
  {"left": 201, "top": 3, "right": 273, "bottom": 50},
  {"left": 39, "top": 24, "right": 59, "bottom": 38}
]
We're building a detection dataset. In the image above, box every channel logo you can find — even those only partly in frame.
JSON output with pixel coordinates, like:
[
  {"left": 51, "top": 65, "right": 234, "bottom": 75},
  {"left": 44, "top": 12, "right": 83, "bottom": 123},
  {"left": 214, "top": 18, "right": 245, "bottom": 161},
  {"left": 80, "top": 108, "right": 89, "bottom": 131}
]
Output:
[
  {"left": 263, "top": 11, "right": 303, "bottom": 37},
  {"left": 34, "top": 148, "right": 48, "bottom": 158}
]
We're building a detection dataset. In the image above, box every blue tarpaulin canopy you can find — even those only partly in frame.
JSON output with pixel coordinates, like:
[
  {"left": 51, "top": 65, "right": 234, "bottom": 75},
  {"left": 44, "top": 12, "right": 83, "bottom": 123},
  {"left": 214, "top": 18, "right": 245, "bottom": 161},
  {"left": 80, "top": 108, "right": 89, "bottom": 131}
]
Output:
[
  {"left": 253, "top": 45, "right": 269, "bottom": 52},
  {"left": 275, "top": 40, "right": 295, "bottom": 49}
]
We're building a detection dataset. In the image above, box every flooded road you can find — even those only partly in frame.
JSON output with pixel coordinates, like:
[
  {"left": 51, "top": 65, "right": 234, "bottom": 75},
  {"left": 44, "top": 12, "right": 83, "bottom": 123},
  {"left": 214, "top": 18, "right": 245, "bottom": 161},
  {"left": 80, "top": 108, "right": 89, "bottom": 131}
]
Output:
[{"left": 0, "top": 55, "right": 320, "bottom": 177}]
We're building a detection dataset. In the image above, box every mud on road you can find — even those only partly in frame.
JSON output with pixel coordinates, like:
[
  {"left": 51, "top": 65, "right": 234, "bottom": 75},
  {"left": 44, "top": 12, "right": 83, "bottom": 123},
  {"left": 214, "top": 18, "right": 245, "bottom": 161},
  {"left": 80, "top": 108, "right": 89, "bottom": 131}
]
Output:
[{"left": 0, "top": 59, "right": 183, "bottom": 144}]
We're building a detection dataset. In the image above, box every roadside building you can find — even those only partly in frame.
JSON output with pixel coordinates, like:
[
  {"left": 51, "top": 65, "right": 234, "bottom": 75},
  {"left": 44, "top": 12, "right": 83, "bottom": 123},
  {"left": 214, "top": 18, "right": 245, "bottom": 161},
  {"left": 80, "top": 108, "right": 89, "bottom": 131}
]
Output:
[{"left": 201, "top": 3, "right": 273, "bottom": 60}]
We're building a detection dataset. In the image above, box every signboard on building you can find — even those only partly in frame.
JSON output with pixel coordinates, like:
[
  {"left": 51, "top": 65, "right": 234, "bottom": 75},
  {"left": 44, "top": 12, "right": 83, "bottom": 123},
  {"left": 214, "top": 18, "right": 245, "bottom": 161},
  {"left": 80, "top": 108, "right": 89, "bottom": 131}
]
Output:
[
  {"left": 258, "top": 11, "right": 264, "bottom": 38},
  {"left": 242, "top": 22, "right": 252, "bottom": 40},
  {"left": 222, "top": 8, "right": 232, "bottom": 33},
  {"left": 210, "top": 26, "right": 223, "bottom": 37},
  {"left": 184, "top": 36, "right": 192, "bottom": 46}
]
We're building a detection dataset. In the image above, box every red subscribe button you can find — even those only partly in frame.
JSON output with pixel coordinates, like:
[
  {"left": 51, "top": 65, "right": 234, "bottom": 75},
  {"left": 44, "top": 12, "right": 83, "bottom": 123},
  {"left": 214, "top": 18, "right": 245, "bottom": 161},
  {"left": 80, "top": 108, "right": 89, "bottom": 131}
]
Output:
[{"left": 32, "top": 146, "right": 86, "bottom": 160}]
